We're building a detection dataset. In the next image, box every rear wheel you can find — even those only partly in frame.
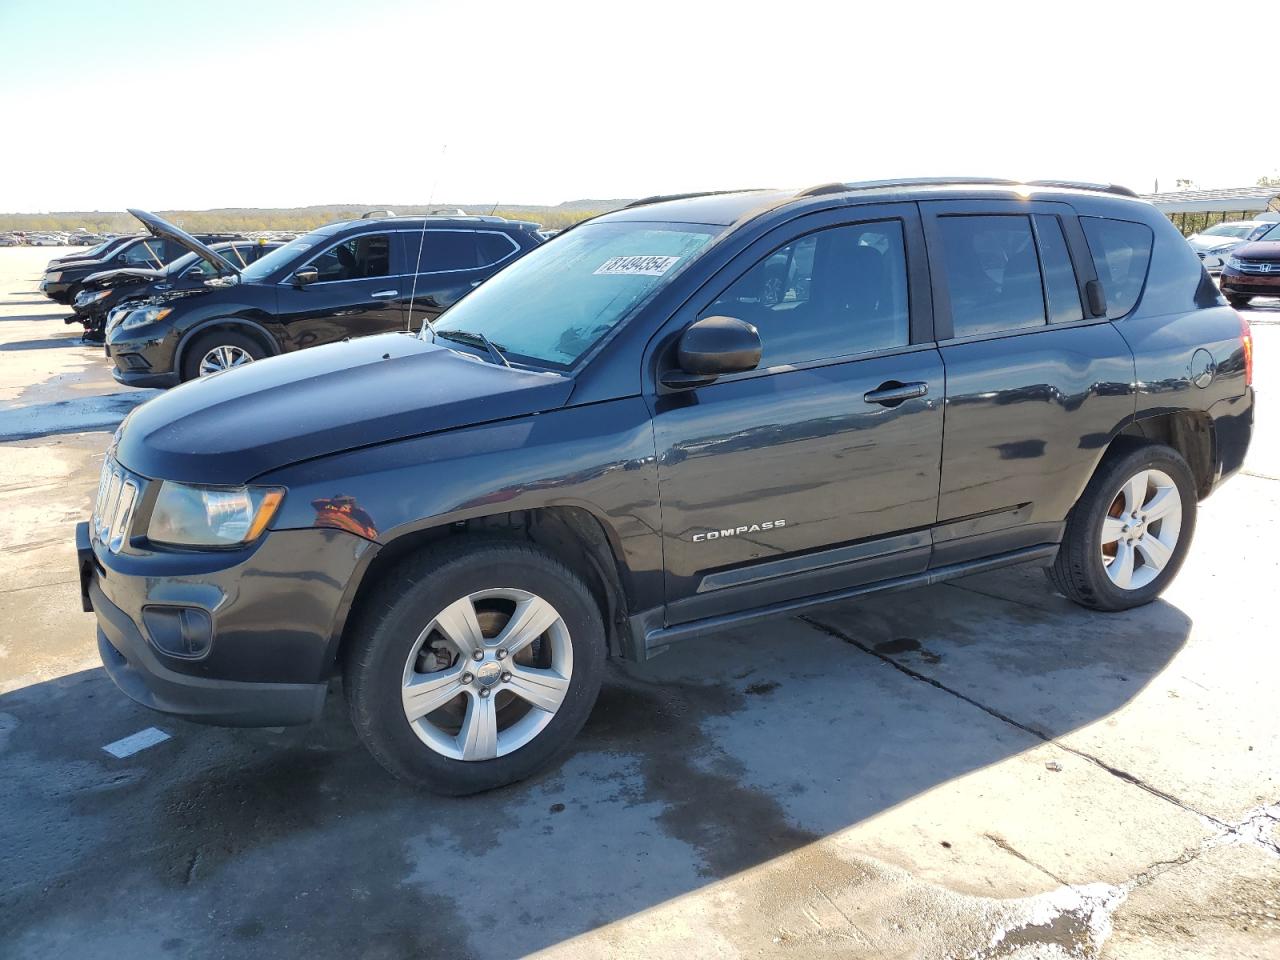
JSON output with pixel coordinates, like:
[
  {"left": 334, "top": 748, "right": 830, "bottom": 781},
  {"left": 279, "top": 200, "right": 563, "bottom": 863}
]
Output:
[
  {"left": 1227, "top": 294, "right": 1252, "bottom": 309},
  {"left": 181, "top": 329, "right": 265, "bottom": 382},
  {"left": 343, "top": 539, "right": 606, "bottom": 794},
  {"left": 1047, "top": 443, "right": 1196, "bottom": 611}
]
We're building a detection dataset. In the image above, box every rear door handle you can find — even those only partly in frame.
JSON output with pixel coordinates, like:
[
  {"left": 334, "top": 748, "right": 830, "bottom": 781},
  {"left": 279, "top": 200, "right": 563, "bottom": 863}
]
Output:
[
  {"left": 864, "top": 380, "right": 929, "bottom": 406},
  {"left": 371, "top": 289, "right": 399, "bottom": 300}
]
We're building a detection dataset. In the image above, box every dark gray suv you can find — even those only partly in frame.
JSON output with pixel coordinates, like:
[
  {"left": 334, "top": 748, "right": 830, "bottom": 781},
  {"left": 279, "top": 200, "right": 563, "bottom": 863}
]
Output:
[{"left": 78, "top": 178, "right": 1254, "bottom": 794}]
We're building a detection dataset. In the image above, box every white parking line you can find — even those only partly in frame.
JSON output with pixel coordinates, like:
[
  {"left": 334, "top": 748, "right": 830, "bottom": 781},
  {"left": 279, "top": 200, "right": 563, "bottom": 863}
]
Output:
[{"left": 102, "top": 727, "right": 171, "bottom": 758}]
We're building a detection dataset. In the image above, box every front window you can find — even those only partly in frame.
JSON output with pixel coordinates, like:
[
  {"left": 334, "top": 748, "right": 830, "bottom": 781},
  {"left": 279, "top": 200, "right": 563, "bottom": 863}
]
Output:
[
  {"left": 306, "top": 234, "right": 391, "bottom": 282},
  {"left": 431, "top": 221, "right": 718, "bottom": 369},
  {"left": 238, "top": 234, "right": 319, "bottom": 282},
  {"left": 121, "top": 239, "right": 165, "bottom": 266},
  {"left": 1202, "top": 223, "right": 1254, "bottom": 239}
]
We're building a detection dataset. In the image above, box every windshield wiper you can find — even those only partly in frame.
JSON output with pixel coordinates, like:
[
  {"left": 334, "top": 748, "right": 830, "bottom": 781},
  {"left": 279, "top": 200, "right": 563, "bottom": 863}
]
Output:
[{"left": 436, "top": 329, "right": 511, "bottom": 368}]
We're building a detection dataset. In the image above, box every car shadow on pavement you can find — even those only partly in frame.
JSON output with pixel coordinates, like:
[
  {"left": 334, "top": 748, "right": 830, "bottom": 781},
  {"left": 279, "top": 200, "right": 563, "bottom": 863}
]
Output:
[
  {"left": 0, "top": 337, "right": 89, "bottom": 352},
  {"left": 0, "top": 579, "right": 1193, "bottom": 959}
]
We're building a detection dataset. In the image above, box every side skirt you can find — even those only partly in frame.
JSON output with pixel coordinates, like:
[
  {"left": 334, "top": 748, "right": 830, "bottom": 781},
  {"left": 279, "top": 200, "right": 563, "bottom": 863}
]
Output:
[{"left": 633, "top": 543, "right": 1059, "bottom": 660}]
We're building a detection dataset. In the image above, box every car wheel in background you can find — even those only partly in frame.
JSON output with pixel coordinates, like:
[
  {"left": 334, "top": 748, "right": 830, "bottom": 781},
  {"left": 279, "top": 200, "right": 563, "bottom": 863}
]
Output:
[
  {"left": 1047, "top": 442, "right": 1197, "bottom": 612},
  {"left": 1227, "top": 295, "right": 1252, "bottom": 308},
  {"left": 181, "top": 329, "right": 265, "bottom": 381},
  {"left": 343, "top": 539, "right": 606, "bottom": 795}
]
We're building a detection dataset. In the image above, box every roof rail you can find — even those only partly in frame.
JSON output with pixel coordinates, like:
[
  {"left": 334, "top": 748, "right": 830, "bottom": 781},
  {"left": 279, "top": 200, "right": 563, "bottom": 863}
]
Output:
[
  {"left": 795, "top": 177, "right": 1139, "bottom": 199},
  {"left": 361, "top": 209, "right": 397, "bottom": 219},
  {"left": 624, "top": 189, "right": 771, "bottom": 209}
]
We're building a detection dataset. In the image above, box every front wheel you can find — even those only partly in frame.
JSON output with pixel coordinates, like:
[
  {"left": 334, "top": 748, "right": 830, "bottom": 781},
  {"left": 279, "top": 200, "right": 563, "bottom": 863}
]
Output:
[
  {"left": 343, "top": 540, "right": 606, "bottom": 794},
  {"left": 1047, "top": 443, "right": 1197, "bottom": 611},
  {"left": 181, "top": 329, "right": 265, "bottom": 382},
  {"left": 1226, "top": 294, "right": 1252, "bottom": 309}
]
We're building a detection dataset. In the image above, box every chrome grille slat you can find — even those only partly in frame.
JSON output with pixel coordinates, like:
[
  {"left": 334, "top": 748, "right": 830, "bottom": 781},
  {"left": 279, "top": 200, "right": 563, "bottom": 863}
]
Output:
[{"left": 92, "top": 458, "right": 143, "bottom": 554}]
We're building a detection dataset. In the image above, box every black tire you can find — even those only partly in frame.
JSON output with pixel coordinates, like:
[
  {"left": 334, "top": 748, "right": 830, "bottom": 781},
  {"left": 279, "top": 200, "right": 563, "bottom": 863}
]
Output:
[
  {"left": 1046, "top": 442, "right": 1197, "bottom": 611},
  {"left": 180, "top": 329, "right": 265, "bottom": 382},
  {"left": 1227, "top": 295, "right": 1252, "bottom": 309},
  {"left": 343, "top": 538, "right": 606, "bottom": 795}
]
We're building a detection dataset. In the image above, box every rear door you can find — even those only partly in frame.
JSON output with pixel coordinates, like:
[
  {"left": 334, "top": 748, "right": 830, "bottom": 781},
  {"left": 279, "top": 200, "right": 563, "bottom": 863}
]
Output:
[
  {"left": 922, "top": 200, "right": 1136, "bottom": 564},
  {"left": 274, "top": 230, "right": 405, "bottom": 348},
  {"left": 652, "top": 204, "right": 944, "bottom": 623},
  {"left": 404, "top": 229, "right": 522, "bottom": 324}
]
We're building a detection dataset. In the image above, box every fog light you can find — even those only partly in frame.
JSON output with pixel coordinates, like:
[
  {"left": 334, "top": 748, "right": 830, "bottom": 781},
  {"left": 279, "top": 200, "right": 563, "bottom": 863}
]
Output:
[{"left": 142, "top": 606, "right": 213, "bottom": 659}]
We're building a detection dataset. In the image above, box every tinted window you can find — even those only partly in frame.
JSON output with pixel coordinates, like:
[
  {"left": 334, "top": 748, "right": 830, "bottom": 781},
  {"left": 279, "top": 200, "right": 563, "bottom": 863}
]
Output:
[
  {"left": 937, "top": 215, "right": 1045, "bottom": 337},
  {"left": 1032, "top": 215, "right": 1083, "bottom": 324},
  {"left": 411, "top": 231, "right": 477, "bottom": 272},
  {"left": 308, "top": 234, "right": 391, "bottom": 282},
  {"left": 701, "top": 221, "right": 910, "bottom": 367},
  {"left": 121, "top": 239, "right": 166, "bottom": 266},
  {"left": 475, "top": 232, "right": 518, "bottom": 267},
  {"left": 1080, "top": 217, "right": 1153, "bottom": 320}
]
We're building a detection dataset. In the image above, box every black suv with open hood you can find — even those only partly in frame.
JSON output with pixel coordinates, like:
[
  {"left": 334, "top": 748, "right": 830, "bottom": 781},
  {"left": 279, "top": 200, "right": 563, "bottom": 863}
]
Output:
[
  {"left": 78, "top": 178, "right": 1253, "bottom": 796},
  {"left": 104, "top": 209, "right": 544, "bottom": 386},
  {"left": 39, "top": 213, "right": 243, "bottom": 304},
  {"left": 70, "top": 239, "right": 283, "bottom": 340}
]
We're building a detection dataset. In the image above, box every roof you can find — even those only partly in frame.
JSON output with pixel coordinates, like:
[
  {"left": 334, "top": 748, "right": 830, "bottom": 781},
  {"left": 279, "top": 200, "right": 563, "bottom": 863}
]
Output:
[{"left": 1139, "top": 186, "right": 1280, "bottom": 214}]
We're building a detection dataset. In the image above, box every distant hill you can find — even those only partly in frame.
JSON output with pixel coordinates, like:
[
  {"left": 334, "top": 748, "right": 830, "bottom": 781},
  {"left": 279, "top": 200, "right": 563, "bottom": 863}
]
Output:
[{"left": 0, "top": 199, "right": 637, "bottom": 234}]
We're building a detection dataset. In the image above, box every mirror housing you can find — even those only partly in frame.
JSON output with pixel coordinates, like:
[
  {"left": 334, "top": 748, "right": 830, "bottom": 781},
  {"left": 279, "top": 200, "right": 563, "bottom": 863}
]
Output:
[
  {"left": 293, "top": 267, "right": 319, "bottom": 288},
  {"left": 662, "top": 315, "right": 762, "bottom": 388}
]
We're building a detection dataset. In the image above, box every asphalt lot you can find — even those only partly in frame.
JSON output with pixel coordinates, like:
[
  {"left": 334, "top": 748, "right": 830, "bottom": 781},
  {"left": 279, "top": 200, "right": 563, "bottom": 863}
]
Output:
[{"left": 0, "top": 244, "right": 1277, "bottom": 960}]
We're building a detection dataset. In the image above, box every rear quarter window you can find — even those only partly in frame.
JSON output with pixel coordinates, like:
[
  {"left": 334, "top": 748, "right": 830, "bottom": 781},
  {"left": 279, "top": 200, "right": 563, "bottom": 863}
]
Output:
[{"left": 1080, "top": 217, "right": 1153, "bottom": 320}]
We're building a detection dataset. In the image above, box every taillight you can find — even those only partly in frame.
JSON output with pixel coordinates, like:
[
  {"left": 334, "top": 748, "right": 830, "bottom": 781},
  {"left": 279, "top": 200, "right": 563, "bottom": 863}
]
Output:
[{"left": 1241, "top": 314, "right": 1253, "bottom": 387}]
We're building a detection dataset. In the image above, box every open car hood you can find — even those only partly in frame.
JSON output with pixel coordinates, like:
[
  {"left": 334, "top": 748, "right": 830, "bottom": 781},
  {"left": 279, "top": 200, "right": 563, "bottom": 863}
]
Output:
[{"left": 127, "top": 208, "right": 239, "bottom": 277}]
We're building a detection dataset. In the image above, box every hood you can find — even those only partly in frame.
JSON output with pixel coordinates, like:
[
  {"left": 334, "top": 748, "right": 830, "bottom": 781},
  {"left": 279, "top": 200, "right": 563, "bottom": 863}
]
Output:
[
  {"left": 115, "top": 332, "right": 574, "bottom": 485},
  {"left": 82, "top": 266, "right": 166, "bottom": 289},
  {"left": 127, "top": 208, "right": 239, "bottom": 276},
  {"left": 1230, "top": 240, "right": 1280, "bottom": 263},
  {"left": 1188, "top": 234, "right": 1245, "bottom": 252}
]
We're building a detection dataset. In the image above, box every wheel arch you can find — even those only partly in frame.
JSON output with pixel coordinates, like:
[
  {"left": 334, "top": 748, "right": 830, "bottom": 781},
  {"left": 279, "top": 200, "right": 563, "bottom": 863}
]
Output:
[
  {"left": 1114, "top": 410, "right": 1215, "bottom": 499},
  {"left": 328, "top": 505, "right": 632, "bottom": 676},
  {"left": 175, "top": 317, "right": 281, "bottom": 373}
]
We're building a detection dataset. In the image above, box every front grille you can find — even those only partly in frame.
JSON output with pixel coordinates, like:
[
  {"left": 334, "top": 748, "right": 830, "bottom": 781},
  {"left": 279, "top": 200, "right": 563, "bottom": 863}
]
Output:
[
  {"left": 92, "top": 458, "right": 141, "bottom": 554},
  {"left": 1233, "top": 260, "right": 1278, "bottom": 275}
]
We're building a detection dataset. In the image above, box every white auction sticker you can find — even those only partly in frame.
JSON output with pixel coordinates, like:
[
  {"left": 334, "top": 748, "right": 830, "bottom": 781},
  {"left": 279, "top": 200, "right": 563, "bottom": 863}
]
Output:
[{"left": 593, "top": 255, "right": 681, "bottom": 277}]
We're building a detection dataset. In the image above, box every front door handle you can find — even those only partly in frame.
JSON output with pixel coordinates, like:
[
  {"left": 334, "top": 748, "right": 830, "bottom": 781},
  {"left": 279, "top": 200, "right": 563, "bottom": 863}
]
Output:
[
  {"left": 371, "top": 289, "right": 399, "bottom": 300},
  {"left": 864, "top": 380, "right": 928, "bottom": 407}
]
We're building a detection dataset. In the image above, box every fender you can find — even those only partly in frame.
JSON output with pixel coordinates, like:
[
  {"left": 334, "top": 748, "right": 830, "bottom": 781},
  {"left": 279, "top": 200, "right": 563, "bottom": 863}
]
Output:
[{"left": 174, "top": 316, "right": 283, "bottom": 369}]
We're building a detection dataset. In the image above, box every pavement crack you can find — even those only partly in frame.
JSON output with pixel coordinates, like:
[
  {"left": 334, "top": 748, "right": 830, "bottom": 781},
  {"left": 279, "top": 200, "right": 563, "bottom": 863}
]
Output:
[
  {"left": 802, "top": 616, "right": 1222, "bottom": 827},
  {"left": 984, "top": 833, "right": 1069, "bottom": 886}
]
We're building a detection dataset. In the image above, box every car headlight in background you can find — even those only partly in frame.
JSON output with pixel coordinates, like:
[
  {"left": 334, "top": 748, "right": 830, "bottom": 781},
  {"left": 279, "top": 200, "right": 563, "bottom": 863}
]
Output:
[
  {"left": 1208, "top": 244, "right": 1235, "bottom": 255},
  {"left": 76, "top": 289, "right": 112, "bottom": 306},
  {"left": 148, "top": 482, "right": 285, "bottom": 548},
  {"left": 120, "top": 304, "right": 173, "bottom": 330},
  {"left": 1227, "top": 257, "right": 1244, "bottom": 270},
  {"left": 46, "top": 271, "right": 62, "bottom": 282}
]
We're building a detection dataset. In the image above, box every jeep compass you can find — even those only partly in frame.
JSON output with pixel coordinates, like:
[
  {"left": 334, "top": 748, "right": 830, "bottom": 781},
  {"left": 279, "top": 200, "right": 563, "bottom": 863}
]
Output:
[{"left": 78, "top": 178, "right": 1254, "bottom": 795}]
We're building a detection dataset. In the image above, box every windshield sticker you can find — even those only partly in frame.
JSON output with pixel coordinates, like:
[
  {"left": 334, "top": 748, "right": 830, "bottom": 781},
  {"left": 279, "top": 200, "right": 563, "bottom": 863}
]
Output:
[{"left": 593, "top": 255, "right": 682, "bottom": 277}]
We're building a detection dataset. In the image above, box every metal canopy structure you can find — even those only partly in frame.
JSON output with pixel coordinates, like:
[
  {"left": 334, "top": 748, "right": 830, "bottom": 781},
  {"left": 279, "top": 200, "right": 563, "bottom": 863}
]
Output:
[{"left": 1139, "top": 186, "right": 1280, "bottom": 215}]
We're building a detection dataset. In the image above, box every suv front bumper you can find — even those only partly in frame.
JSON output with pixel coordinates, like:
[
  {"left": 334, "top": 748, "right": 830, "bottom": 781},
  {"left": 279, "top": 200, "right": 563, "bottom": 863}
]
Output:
[{"left": 78, "top": 520, "right": 375, "bottom": 727}]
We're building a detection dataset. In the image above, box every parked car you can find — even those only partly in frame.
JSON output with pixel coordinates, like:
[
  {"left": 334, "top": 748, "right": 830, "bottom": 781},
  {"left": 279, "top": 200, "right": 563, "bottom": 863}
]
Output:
[
  {"left": 0, "top": 234, "right": 22, "bottom": 247},
  {"left": 46, "top": 235, "right": 133, "bottom": 270},
  {"left": 1186, "top": 219, "right": 1277, "bottom": 273},
  {"left": 71, "top": 240, "right": 284, "bottom": 342},
  {"left": 39, "top": 216, "right": 243, "bottom": 304},
  {"left": 104, "top": 208, "right": 544, "bottom": 386},
  {"left": 1219, "top": 223, "right": 1280, "bottom": 306},
  {"left": 28, "top": 234, "right": 63, "bottom": 247},
  {"left": 78, "top": 178, "right": 1254, "bottom": 795}
]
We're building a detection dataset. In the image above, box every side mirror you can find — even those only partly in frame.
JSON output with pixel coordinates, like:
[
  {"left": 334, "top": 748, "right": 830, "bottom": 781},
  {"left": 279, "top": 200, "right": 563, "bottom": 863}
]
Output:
[
  {"left": 662, "top": 315, "right": 761, "bottom": 389},
  {"left": 293, "top": 267, "right": 319, "bottom": 288}
]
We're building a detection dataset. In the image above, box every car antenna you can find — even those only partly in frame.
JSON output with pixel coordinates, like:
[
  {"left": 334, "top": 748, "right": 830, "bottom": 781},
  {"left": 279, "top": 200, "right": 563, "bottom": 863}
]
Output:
[{"left": 409, "top": 144, "right": 448, "bottom": 340}]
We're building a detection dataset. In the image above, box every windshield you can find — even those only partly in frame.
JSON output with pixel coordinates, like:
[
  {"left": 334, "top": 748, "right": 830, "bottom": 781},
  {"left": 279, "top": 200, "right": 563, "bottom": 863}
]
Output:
[
  {"left": 1202, "top": 223, "right": 1255, "bottom": 239},
  {"left": 430, "top": 220, "right": 719, "bottom": 368},
  {"left": 1259, "top": 223, "right": 1280, "bottom": 242},
  {"left": 238, "top": 233, "right": 318, "bottom": 282}
]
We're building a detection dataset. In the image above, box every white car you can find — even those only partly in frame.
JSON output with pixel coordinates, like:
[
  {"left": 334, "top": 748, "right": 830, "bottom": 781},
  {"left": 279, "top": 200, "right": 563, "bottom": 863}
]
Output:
[{"left": 1187, "top": 220, "right": 1277, "bottom": 273}]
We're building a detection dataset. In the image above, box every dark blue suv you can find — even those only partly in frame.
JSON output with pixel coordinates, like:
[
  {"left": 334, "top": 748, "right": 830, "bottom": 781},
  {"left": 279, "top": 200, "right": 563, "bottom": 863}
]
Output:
[{"left": 78, "top": 178, "right": 1254, "bottom": 794}]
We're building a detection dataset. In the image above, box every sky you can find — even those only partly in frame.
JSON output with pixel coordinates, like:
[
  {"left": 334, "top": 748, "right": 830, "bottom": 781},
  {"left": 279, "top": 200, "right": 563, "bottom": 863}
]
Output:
[{"left": 0, "top": 0, "right": 1276, "bottom": 213}]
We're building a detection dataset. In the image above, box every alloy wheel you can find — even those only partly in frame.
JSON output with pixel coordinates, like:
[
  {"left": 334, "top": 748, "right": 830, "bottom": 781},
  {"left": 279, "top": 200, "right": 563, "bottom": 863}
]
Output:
[
  {"left": 198, "top": 344, "right": 255, "bottom": 376},
  {"left": 400, "top": 588, "right": 573, "bottom": 761},
  {"left": 1100, "top": 468, "right": 1182, "bottom": 590}
]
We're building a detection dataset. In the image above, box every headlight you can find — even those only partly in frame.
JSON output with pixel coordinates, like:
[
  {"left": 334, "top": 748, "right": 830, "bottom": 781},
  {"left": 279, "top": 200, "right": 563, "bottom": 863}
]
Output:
[
  {"left": 1227, "top": 257, "right": 1244, "bottom": 270},
  {"left": 148, "top": 482, "right": 285, "bottom": 548},
  {"left": 1209, "top": 244, "right": 1235, "bottom": 254},
  {"left": 120, "top": 304, "right": 173, "bottom": 330},
  {"left": 47, "top": 271, "right": 62, "bottom": 282},
  {"left": 77, "top": 289, "right": 112, "bottom": 306}
]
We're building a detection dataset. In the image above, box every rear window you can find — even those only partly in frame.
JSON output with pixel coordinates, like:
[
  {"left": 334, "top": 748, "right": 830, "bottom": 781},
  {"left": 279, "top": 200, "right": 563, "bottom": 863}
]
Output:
[{"left": 1080, "top": 217, "right": 1153, "bottom": 320}]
